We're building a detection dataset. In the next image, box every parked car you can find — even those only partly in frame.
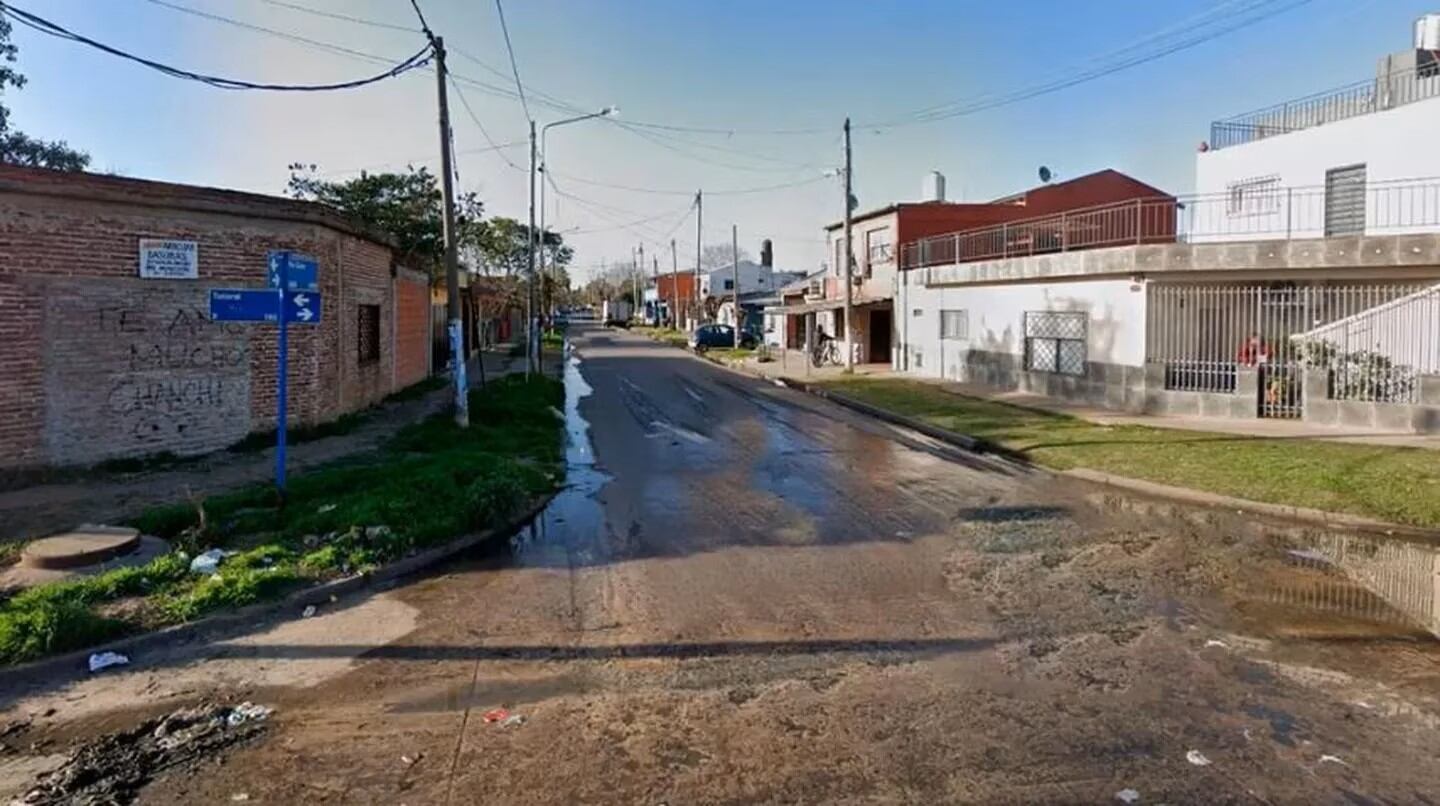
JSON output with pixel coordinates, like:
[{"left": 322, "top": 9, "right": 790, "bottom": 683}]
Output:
[{"left": 689, "top": 323, "right": 757, "bottom": 352}]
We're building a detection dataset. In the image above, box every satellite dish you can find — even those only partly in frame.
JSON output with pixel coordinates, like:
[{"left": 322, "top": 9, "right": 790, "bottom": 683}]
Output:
[
  {"left": 1038, "top": 166, "right": 1053, "bottom": 183},
  {"left": 848, "top": 193, "right": 859, "bottom": 213}
]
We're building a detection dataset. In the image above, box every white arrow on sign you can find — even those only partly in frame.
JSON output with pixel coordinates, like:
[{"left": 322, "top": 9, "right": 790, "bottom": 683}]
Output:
[
  {"left": 296, "top": 307, "right": 314, "bottom": 322},
  {"left": 293, "top": 293, "right": 310, "bottom": 307}
]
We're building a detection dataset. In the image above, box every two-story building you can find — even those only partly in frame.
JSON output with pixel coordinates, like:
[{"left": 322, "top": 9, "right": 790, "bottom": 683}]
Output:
[{"left": 894, "top": 16, "right": 1440, "bottom": 433}]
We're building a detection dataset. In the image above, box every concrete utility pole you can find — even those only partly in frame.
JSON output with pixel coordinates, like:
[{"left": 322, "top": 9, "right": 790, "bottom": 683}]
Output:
[
  {"left": 631, "top": 246, "right": 640, "bottom": 322},
  {"left": 842, "top": 116, "right": 854, "bottom": 372},
  {"left": 638, "top": 243, "right": 645, "bottom": 322},
  {"left": 433, "top": 36, "right": 468, "bottom": 426},
  {"left": 694, "top": 190, "right": 703, "bottom": 328},
  {"left": 526, "top": 119, "right": 538, "bottom": 377},
  {"left": 732, "top": 224, "right": 741, "bottom": 349},
  {"left": 669, "top": 238, "right": 679, "bottom": 329}
]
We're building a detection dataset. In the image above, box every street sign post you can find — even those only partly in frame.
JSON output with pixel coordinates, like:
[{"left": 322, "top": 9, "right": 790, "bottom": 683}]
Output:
[
  {"left": 267, "top": 251, "right": 318, "bottom": 291},
  {"left": 208, "top": 251, "right": 322, "bottom": 496}
]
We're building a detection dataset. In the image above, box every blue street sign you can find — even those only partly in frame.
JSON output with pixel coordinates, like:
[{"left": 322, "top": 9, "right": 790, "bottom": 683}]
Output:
[
  {"left": 267, "top": 251, "right": 318, "bottom": 291},
  {"left": 209, "top": 289, "right": 322, "bottom": 324}
]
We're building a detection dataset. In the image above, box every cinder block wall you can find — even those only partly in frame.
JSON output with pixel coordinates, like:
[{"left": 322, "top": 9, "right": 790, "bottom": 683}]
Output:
[{"left": 0, "top": 166, "right": 424, "bottom": 469}]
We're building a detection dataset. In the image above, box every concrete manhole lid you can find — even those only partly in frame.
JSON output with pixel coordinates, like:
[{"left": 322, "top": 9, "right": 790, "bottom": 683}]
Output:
[{"left": 21, "top": 525, "right": 142, "bottom": 569}]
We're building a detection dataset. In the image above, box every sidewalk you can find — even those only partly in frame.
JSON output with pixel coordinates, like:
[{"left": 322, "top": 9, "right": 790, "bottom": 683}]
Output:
[
  {"left": 0, "top": 345, "right": 538, "bottom": 543},
  {"left": 739, "top": 351, "right": 1440, "bottom": 451}
]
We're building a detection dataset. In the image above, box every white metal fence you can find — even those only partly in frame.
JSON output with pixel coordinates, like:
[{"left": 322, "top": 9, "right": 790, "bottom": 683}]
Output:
[{"left": 1147, "top": 283, "right": 1440, "bottom": 416}]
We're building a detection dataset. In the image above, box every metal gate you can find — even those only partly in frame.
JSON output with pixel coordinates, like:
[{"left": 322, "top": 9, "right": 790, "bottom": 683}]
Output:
[{"left": 1147, "top": 282, "right": 1439, "bottom": 419}]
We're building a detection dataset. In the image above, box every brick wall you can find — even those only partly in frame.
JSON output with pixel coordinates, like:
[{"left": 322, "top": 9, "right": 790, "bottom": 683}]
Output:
[
  {"left": 0, "top": 165, "right": 406, "bottom": 469},
  {"left": 394, "top": 269, "right": 431, "bottom": 389}
]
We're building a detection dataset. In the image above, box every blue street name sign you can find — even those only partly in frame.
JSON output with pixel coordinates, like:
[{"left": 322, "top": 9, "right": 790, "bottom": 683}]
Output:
[
  {"left": 267, "top": 251, "right": 318, "bottom": 291},
  {"left": 209, "top": 289, "right": 322, "bottom": 324}
]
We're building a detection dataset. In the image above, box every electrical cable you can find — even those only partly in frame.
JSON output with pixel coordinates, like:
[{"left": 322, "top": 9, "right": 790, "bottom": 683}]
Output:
[
  {"left": 492, "top": 0, "right": 531, "bottom": 123},
  {"left": 3, "top": 2, "right": 431, "bottom": 91}
]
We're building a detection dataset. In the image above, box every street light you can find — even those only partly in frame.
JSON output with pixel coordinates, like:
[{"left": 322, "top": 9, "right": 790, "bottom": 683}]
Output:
[{"left": 534, "top": 106, "right": 618, "bottom": 354}]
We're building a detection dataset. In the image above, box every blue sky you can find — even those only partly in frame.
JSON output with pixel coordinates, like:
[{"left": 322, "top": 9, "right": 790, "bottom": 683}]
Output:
[{"left": 4, "top": 0, "right": 1433, "bottom": 277}]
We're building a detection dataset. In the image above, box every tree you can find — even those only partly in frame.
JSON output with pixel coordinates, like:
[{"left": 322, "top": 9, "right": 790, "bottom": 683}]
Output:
[
  {"left": 0, "top": 14, "right": 89, "bottom": 170},
  {"left": 699, "top": 243, "right": 752, "bottom": 270},
  {"left": 286, "top": 164, "right": 484, "bottom": 277}
]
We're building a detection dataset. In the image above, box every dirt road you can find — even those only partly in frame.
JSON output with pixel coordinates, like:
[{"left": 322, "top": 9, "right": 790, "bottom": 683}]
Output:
[{"left": 4, "top": 323, "right": 1438, "bottom": 804}]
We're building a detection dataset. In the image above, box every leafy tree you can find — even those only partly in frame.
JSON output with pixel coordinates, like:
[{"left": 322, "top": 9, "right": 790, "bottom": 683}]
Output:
[
  {"left": 285, "top": 164, "right": 484, "bottom": 277},
  {"left": 0, "top": 14, "right": 90, "bottom": 170},
  {"left": 470, "top": 216, "right": 573, "bottom": 278}
]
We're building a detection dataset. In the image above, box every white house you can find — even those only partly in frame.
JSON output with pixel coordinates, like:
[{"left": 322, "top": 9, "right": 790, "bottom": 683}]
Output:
[
  {"left": 698, "top": 260, "right": 803, "bottom": 299},
  {"left": 1194, "top": 16, "right": 1440, "bottom": 242}
]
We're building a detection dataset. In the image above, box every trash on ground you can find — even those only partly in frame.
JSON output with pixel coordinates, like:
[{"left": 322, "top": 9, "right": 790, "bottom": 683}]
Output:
[
  {"left": 1115, "top": 788, "right": 1140, "bottom": 804},
  {"left": 317, "top": 504, "right": 337, "bottom": 514},
  {"left": 87, "top": 651, "right": 130, "bottom": 673},
  {"left": 481, "top": 708, "right": 510, "bottom": 724},
  {"left": 16, "top": 702, "right": 272, "bottom": 804},
  {"left": 1319, "top": 754, "right": 1346, "bottom": 765},
  {"left": 189, "top": 548, "right": 228, "bottom": 575},
  {"left": 1204, "top": 639, "right": 1227, "bottom": 648},
  {"left": 225, "top": 702, "right": 273, "bottom": 728},
  {"left": 302, "top": 605, "right": 317, "bottom": 618},
  {"left": 499, "top": 714, "right": 526, "bottom": 728},
  {"left": 364, "top": 525, "right": 392, "bottom": 540},
  {"left": 231, "top": 794, "right": 250, "bottom": 802},
  {"left": 1186, "top": 750, "right": 1212, "bottom": 766},
  {"left": 402, "top": 753, "right": 423, "bottom": 766}
]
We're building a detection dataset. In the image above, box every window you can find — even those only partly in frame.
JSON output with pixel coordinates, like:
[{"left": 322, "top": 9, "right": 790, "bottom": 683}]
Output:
[
  {"left": 1023, "top": 311, "right": 1086, "bottom": 375},
  {"left": 865, "top": 228, "right": 892, "bottom": 273},
  {"left": 1226, "top": 175, "right": 1281, "bottom": 217},
  {"left": 940, "top": 309, "right": 968, "bottom": 340},
  {"left": 1324, "top": 164, "right": 1366, "bottom": 236},
  {"left": 357, "top": 304, "right": 381, "bottom": 365},
  {"left": 723, "top": 279, "right": 734, "bottom": 290},
  {"left": 912, "top": 308, "right": 923, "bottom": 317}
]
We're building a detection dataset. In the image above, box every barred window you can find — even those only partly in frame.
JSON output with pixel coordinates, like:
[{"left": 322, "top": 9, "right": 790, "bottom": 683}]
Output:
[
  {"left": 940, "top": 309, "right": 968, "bottom": 340},
  {"left": 357, "top": 304, "right": 381, "bottom": 365},
  {"left": 1226, "top": 175, "right": 1281, "bottom": 217},
  {"left": 1024, "top": 311, "right": 1086, "bottom": 375}
]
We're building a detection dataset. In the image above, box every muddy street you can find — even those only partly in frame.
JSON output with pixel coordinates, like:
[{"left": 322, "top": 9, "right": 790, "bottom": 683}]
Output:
[{"left": 4, "top": 322, "right": 1439, "bottom": 804}]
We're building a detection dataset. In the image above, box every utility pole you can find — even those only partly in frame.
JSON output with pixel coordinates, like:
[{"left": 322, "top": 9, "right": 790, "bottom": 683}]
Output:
[
  {"left": 652, "top": 254, "right": 659, "bottom": 326},
  {"left": 694, "top": 190, "right": 703, "bottom": 327},
  {"left": 433, "top": 36, "right": 468, "bottom": 426},
  {"left": 731, "top": 224, "right": 740, "bottom": 349},
  {"left": 631, "top": 246, "right": 640, "bottom": 323},
  {"left": 638, "top": 243, "right": 645, "bottom": 323},
  {"left": 842, "top": 116, "right": 854, "bottom": 372},
  {"left": 526, "top": 119, "right": 537, "bottom": 377},
  {"left": 669, "top": 238, "right": 679, "bottom": 329}
]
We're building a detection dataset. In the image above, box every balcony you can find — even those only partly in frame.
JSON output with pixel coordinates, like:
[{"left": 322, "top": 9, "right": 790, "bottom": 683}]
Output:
[
  {"left": 900, "top": 178, "right": 1440, "bottom": 270},
  {"left": 1208, "top": 62, "right": 1440, "bottom": 150}
]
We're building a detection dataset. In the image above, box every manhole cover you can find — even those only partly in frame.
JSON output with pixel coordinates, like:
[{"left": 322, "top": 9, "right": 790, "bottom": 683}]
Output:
[{"left": 21, "top": 525, "right": 142, "bottom": 569}]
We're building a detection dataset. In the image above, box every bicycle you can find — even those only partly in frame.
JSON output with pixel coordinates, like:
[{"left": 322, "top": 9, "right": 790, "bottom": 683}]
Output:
[{"left": 809, "top": 335, "right": 840, "bottom": 368}]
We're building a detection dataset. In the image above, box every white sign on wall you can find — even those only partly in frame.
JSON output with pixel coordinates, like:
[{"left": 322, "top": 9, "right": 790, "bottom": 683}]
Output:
[{"left": 138, "top": 239, "right": 199, "bottom": 279}]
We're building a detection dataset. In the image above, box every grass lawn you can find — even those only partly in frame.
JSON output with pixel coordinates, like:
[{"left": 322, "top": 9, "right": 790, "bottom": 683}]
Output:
[
  {"left": 0, "top": 375, "right": 564, "bottom": 666},
  {"left": 705, "top": 347, "right": 755, "bottom": 362},
  {"left": 818, "top": 378, "right": 1440, "bottom": 529},
  {"left": 632, "top": 326, "right": 690, "bottom": 349}
]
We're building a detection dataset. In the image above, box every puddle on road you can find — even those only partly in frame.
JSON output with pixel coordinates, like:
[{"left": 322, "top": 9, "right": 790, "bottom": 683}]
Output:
[{"left": 506, "top": 350, "right": 612, "bottom": 566}]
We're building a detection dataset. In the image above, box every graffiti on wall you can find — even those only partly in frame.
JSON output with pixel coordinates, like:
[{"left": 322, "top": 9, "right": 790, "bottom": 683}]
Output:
[{"left": 44, "top": 283, "right": 253, "bottom": 464}]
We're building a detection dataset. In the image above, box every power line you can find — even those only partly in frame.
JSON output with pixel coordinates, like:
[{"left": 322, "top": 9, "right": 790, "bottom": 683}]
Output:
[
  {"left": 491, "top": 0, "right": 531, "bottom": 123},
  {"left": 5, "top": 3, "right": 431, "bottom": 91},
  {"left": 252, "top": 0, "right": 419, "bottom": 33},
  {"left": 406, "top": 0, "right": 434, "bottom": 40},
  {"left": 141, "top": 0, "right": 406, "bottom": 68},
  {"left": 448, "top": 75, "right": 528, "bottom": 173}
]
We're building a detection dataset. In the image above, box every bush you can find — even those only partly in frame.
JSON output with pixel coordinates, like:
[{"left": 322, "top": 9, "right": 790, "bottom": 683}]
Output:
[
  {"left": 466, "top": 459, "right": 530, "bottom": 528},
  {"left": 0, "top": 600, "right": 130, "bottom": 665}
]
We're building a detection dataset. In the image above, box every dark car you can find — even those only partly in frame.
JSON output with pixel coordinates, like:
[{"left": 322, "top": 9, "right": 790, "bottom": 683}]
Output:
[{"left": 689, "top": 323, "right": 757, "bottom": 352}]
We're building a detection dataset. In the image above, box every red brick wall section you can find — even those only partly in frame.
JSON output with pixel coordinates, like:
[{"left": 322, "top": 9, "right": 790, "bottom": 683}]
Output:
[
  {"left": 0, "top": 169, "right": 403, "bottom": 469},
  {"left": 394, "top": 269, "right": 431, "bottom": 390}
]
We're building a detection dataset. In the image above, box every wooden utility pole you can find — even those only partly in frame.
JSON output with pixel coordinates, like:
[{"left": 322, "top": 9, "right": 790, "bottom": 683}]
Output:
[
  {"left": 694, "top": 190, "right": 703, "bottom": 327},
  {"left": 732, "top": 224, "right": 741, "bottom": 349},
  {"left": 526, "top": 119, "right": 537, "bottom": 377},
  {"left": 669, "top": 238, "right": 679, "bottom": 329},
  {"left": 433, "top": 36, "right": 468, "bottom": 426},
  {"left": 842, "top": 117, "right": 854, "bottom": 372}
]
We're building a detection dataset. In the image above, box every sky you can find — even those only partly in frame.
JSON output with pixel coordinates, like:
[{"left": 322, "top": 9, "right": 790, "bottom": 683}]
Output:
[{"left": 5, "top": 0, "right": 1435, "bottom": 282}]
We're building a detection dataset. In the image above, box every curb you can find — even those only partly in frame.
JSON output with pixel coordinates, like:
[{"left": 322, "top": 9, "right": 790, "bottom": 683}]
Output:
[
  {"left": 708, "top": 357, "right": 1440, "bottom": 544},
  {"left": 0, "top": 492, "right": 558, "bottom": 693}
]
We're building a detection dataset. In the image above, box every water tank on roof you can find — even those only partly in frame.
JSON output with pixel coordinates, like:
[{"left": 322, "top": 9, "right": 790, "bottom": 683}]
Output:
[
  {"left": 923, "top": 171, "right": 946, "bottom": 202},
  {"left": 1418, "top": 14, "right": 1440, "bottom": 49}
]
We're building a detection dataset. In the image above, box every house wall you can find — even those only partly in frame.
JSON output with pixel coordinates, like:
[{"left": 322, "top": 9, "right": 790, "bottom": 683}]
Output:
[
  {"left": 699, "top": 262, "right": 787, "bottom": 298},
  {"left": 896, "top": 274, "right": 1148, "bottom": 403},
  {"left": 1196, "top": 95, "right": 1440, "bottom": 240},
  {"left": 394, "top": 269, "right": 432, "bottom": 389},
  {"left": 0, "top": 167, "right": 409, "bottom": 469}
]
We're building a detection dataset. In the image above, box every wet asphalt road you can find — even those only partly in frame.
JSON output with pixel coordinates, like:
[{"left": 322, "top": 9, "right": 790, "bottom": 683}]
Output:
[{"left": 31, "top": 322, "right": 1440, "bottom": 803}]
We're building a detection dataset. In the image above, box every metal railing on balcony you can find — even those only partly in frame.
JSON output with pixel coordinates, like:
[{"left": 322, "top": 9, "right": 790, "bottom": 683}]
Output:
[
  {"left": 900, "top": 177, "right": 1440, "bottom": 271},
  {"left": 1209, "top": 63, "right": 1440, "bottom": 150}
]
